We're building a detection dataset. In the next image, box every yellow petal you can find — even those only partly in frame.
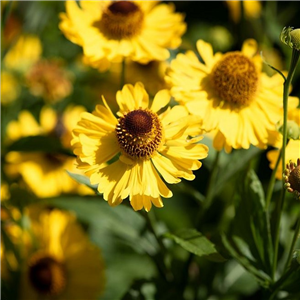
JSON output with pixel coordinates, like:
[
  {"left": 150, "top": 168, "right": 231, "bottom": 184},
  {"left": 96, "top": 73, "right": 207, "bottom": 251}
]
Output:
[
  {"left": 150, "top": 89, "right": 170, "bottom": 113},
  {"left": 241, "top": 39, "right": 258, "bottom": 57}
]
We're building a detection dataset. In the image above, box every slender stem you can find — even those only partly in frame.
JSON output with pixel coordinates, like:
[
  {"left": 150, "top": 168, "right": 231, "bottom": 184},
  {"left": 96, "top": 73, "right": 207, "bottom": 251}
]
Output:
[
  {"left": 272, "top": 48, "right": 300, "bottom": 281},
  {"left": 140, "top": 210, "right": 173, "bottom": 282},
  {"left": 265, "top": 148, "right": 282, "bottom": 211},
  {"left": 180, "top": 151, "right": 220, "bottom": 296},
  {"left": 204, "top": 150, "right": 220, "bottom": 210},
  {"left": 284, "top": 215, "right": 300, "bottom": 272},
  {"left": 120, "top": 58, "right": 126, "bottom": 89},
  {"left": 2, "top": 1, "right": 13, "bottom": 27}
]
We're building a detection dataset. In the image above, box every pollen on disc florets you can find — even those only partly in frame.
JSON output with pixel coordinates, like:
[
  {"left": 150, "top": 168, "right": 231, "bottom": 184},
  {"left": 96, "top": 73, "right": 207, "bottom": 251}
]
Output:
[
  {"left": 28, "top": 253, "right": 66, "bottom": 296},
  {"left": 98, "top": 1, "right": 144, "bottom": 40},
  {"left": 211, "top": 52, "right": 258, "bottom": 106},
  {"left": 284, "top": 158, "right": 300, "bottom": 199},
  {"left": 116, "top": 109, "right": 163, "bottom": 159}
]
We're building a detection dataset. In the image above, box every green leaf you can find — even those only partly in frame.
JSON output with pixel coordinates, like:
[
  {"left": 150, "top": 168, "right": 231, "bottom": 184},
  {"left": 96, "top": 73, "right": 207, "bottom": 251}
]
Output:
[
  {"left": 213, "top": 146, "right": 262, "bottom": 196},
  {"left": 222, "top": 234, "right": 271, "bottom": 287},
  {"left": 165, "top": 228, "right": 226, "bottom": 262},
  {"left": 6, "top": 135, "right": 72, "bottom": 155},
  {"left": 76, "top": 0, "right": 82, "bottom": 9},
  {"left": 228, "top": 169, "right": 273, "bottom": 277},
  {"left": 66, "top": 171, "right": 98, "bottom": 193}
]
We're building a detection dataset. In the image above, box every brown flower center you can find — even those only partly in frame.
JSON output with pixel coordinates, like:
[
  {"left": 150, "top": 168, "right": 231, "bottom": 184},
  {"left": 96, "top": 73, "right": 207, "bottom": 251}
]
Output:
[
  {"left": 290, "top": 166, "right": 300, "bottom": 193},
  {"left": 28, "top": 254, "right": 66, "bottom": 296},
  {"left": 97, "top": 1, "right": 144, "bottom": 40},
  {"left": 211, "top": 52, "right": 258, "bottom": 106},
  {"left": 116, "top": 109, "right": 163, "bottom": 159}
]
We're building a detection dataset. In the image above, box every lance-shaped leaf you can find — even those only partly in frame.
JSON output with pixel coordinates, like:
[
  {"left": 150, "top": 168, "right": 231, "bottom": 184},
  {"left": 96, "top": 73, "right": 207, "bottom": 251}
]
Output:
[{"left": 165, "top": 228, "right": 226, "bottom": 262}]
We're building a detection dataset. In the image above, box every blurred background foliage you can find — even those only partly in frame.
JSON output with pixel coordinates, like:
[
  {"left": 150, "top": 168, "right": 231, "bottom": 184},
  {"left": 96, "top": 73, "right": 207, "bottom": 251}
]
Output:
[{"left": 1, "top": 1, "right": 300, "bottom": 300}]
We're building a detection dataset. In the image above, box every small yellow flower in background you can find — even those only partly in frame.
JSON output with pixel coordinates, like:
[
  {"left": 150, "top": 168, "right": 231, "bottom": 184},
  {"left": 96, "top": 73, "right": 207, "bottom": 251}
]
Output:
[
  {"left": 5, "top": 105, "right": 86, "bottom": 150},
  {"left": 226, "top": 0, "right": 262, "bottom": 23},
  {"left": 1, "top": 71, "right": 20, "bottom": 105},
  {"left": 3, "top": 35, "right": 42, "bottom": 73},
  {"left": 59, "top": 1, "right": 186, "bottom": 70},
  {"left": 166, "top": 39, "right": 299, "bottom": 153},
  {"left": 267, "top": 109, "right": 300, "bottom": 180},
  {"left": 25, "top": 59, "right": 73, "bottom": 103},
  {"left": 72, "top": 82, "right": 208, "bottom": 212},
  {"left": 5, "top": 152, "right": 93, "bottom": 198},
  {"left": 4, "top": 106, "right": 94, "bottom": 197},
  {"left": 19, "top": 208, "right": 105, "bottom": 300}
]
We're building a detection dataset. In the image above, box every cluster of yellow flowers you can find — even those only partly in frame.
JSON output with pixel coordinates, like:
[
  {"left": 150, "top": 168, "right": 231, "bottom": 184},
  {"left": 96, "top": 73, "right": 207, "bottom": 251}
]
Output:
[
  {"left": 58, "top": 1, "right": 299, "bottom": 211},
  {"left": 1, "top": 2, "right": 300, "bottom": 299}
]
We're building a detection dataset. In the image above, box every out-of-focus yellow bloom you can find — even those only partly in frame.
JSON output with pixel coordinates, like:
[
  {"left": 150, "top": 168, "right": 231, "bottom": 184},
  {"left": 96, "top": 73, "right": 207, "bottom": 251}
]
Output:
[
  {"left": 3, "top": 35, "right": 42, "bottom": 73},
  {"left": 25, "top": 60, "right": 73, "bottom": 103},
  {"left": 19, "top": 208, "right": 105, "bottom": 300},
  {"left": 5, "top": 151, "right": 93, "bottom": 198},
  {"left": 6, "top": 105, "right": 86, "bottom": 149},
  {"left": 226, "top": 1, "right": 262, "bottom": 23},
  {"left": 267, "top": 109, "right": 300, "bottom": 180},
  {"left": 166, "top": 39, "right": 299, "bottom": 152},
  {"left": 1, "top": 71, "right": 20, "bottom": 105},
  {"left": 5, "top": 106, "right": 94, "bottom": 197},
  {"left": 1, "top": 182, "right": 11, "bottom": 202},
  {"left": 72, "top": 82, "right": 208, "bottom": 211},
  {"left": 59, "top": 1, "right": 186, "bottom": 70}
]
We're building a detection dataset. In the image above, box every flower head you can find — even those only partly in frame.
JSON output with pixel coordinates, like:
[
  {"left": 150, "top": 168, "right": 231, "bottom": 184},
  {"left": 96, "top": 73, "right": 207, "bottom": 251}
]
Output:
[
  {"left": 59, "top": 1, "right": 186, "bottom": 70},
  {"left": 281, "top": 27, "right": 300, "bottom": 51},
  {"left": 72, "top": 82, "right": 208, "bottom": 211},
  {"left": 284, "top": 159, "right": 300, "bottom": 199},
  {"left": 19, "top": 209, "right": 105, "bottom": 300},
  {"left": 25, "top": 59, "right": 73, "bottom": 103},
  {"left": 166, "top": 39, "right": 299, "bottom": 152}
]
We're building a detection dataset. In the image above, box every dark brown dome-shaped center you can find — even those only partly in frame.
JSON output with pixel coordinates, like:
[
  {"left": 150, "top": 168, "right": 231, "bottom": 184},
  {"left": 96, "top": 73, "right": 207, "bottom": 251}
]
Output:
[
  {"left": 108, "top": 1, "right": 139, "bottom": 15},
  {"left": 97, "top": 1, "right": 144, "bottom": 40},
  {"left": 211, "top": 52, "right": 258, "bottom": 106},
  {"left": 29, "top": 255, "right": 66, "bottom": 296},
  {"left": 124, "top": 110, "right": 153, "bottom": 135},
  {"left": 116, "top": 109, "right": 163, "bottom": 159}
]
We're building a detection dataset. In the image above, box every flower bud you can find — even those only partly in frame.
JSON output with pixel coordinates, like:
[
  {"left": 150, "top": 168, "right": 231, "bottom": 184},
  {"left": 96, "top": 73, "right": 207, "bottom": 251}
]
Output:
[
  {"left": 284, "top": 158, "right": 300, "bottom": 200},
  {"left": 281, "top": 27, "right": 300, "bottom": 51}
]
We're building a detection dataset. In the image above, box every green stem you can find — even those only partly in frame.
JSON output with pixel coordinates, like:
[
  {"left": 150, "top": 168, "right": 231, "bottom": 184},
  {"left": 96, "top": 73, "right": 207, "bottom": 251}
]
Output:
[
  {"left": 2, "top": 1, "right": 13, "bottom": 27},
  {"left": 265, "top": 148, "right": 282, "bottom": 211},
  {"left": 272, "top": 48, "right": 300, "bottom": 281},
  {"left": 120, "top": 58, "right": 126, "bottom": 89},
  {"left": 204, "top": 150, "right": 220, "bottom": 210},
  {"left": 141, "top": 210, "right": 173, "bottom": 282},
  {"left": 284, "top": 215, "right": 300, "bottom": 272}
]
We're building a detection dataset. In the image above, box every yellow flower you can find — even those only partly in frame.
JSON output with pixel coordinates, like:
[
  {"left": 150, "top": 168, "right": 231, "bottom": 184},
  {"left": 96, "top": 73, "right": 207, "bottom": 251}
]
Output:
[
  {"left": 25, "top": 59, "right": 73, "bottom": 103},
  {"left": 268, "top": 140, "right": 300, "bottom": 180},
  {"left": 72, "top": 82, "right": 208, "bottom": 211},
  {"left": 5, "top": 151, "right": 93, "bottom": 198},
  {"left": 166, "top": 39, "right": 299, "bottom": 152},
  {"left": 267, "top": 109, "right": 300, "bottom": 180},
  {"left": 226, "top": 1, "right": 262, "bottom": 23},
  {"left": 5, "top": 106, "right": 94, "bottom": 197},
  {"left": 1, "top": 71, "right": 20, "bottom": 105},
  {"left": 5, "top": 105, "right": 86, "bottom": 149},
  {"left": 59, "top": 1, "right": 186, "bottom": 70},
  {"left": 19, "top": 209, "right": 105, "bottom": 300},
  {"left": 3, "top": 34, "right": 42, "bottom": 73}
]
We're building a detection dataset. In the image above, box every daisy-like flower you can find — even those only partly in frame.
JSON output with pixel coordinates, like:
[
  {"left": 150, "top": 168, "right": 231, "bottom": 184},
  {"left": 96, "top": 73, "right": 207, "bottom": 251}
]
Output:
[
  {"left": 19, "top": 209, "right": 105, "bottom": 300},
  {"left": 166, "top": 39, "right": 299, "bottom": 152},
  {"left": 59, "top": 1, "right": 186, "bottom": 70},
  {"left": 284, "top": 159, "right": 300, "bottom": 199},
  {"left": 25, "top": 59, "right": 73, "bottom": 103},
  {"left": 72, "top": 82, "right": 208, "bottom": 211},
  {"left": 4, "top": 106, "right": 94, "bottom": 197}
]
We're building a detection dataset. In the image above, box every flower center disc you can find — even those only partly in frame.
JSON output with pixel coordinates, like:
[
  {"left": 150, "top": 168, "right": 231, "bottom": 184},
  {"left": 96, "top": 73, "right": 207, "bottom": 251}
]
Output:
[
  {"left": 211, "top": 52, "right": 258, "bottom": 106},
  {"left": 99, "top": 1, "right": 144, "bottom": 40},
  {"left": 290, "top": 166, "right": 300, "bottom": 193},
  {"left": 28, "top": 254, "right": 66, "bottom": 296},
  {"left": 116, "top": 109, "right": 163, "bottom": 159}
]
